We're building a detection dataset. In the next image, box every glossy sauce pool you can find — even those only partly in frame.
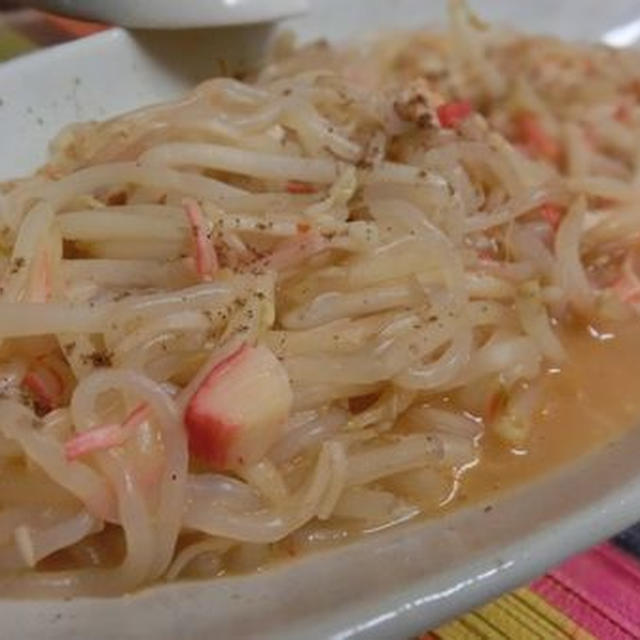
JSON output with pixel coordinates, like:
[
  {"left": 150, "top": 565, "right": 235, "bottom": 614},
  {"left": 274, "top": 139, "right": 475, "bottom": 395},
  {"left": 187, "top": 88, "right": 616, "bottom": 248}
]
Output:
[
  {"left": 458, "top": 321, "right": 640, "bottom": 509},
  {"left": 264, "top": 320, "right": 640, "bottom": 569}
]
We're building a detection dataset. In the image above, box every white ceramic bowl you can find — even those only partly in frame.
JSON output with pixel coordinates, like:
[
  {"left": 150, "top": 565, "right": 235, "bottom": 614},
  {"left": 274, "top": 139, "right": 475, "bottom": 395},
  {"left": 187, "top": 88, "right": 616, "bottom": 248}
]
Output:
[
  {"left": 25, "top": 0, "right": 309, "bottom": 28},
  {"left": 2, "top": 2, "right": 640, "bottom": 638}
]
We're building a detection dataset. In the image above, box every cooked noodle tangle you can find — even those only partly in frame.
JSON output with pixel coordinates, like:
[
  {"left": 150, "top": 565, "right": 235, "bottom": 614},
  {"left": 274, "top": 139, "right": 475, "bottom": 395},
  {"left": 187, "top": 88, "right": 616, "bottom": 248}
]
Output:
[{"left": 0, "top": 0, "right": 638, "bottom": 595}]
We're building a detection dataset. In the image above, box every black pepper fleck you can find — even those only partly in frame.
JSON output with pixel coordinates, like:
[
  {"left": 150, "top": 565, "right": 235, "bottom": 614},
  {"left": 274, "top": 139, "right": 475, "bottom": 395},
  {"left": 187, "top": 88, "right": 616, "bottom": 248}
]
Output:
[
  {"left": 63, "top": 342, "right": 76, "bottom": 356},
  {"left": 12, "top": 257, "right": 25, "bottom": 272},
  {"left": 82, "top": 350, "right": 113, "bottom": 368}
]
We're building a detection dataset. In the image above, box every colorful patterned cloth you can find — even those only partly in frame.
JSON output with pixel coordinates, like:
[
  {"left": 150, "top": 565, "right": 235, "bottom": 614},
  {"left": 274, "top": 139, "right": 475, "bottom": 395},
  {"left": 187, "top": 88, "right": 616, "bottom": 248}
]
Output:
[
  {"left": 2, "top": 9, "right": 640, "bottom": 638},
  {"left": 428, "top": 542, "right": 640, "bottom": 639}
]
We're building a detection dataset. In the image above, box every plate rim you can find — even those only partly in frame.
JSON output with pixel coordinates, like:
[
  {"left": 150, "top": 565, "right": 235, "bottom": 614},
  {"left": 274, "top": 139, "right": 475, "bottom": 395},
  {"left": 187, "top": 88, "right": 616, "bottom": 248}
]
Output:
[{"left": 1, "top": 15, "right": 640, "bottom": 639}]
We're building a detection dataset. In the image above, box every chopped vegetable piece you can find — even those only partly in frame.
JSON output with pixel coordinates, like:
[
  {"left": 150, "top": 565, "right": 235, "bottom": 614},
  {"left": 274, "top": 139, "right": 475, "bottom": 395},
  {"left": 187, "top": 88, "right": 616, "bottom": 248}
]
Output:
[
  {"left": 184, "top": 344, "right": 293, "bottom": 470},
  {"left": 490, "top": 384, "right": 540, "bottom": 447}
]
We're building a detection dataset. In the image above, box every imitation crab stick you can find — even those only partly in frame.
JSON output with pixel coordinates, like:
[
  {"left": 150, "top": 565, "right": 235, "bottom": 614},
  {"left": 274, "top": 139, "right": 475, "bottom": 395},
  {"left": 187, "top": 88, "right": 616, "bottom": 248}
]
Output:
[
  {"left": 22, "top": 362, "right": 65, "bottom": 412},
  {"left": 28, "top": 249, "right": 53, "bottom": 303},
  {"left": 286, "top": 180, "right": 318, "bottom": 194},
  {"left": 253, "top": 231, "right": 327, "bottom": 272},
  {"left": 515, "top": 111, "right": 560, "bottom": 162},
  {"left": 539, "top": 203, "right": 564, "bottom": 231},
  {"left": 436, "top": 100, "right": 473, "bottom": 128},
  {"left": 183, "top": 198, "right": 218, "bottom": 281},
  {"left": 64, "top": 403, "right": 150, "bottom": 461},
  {"left": 183, "top": 343, "right": 293, "bottom": 471}
]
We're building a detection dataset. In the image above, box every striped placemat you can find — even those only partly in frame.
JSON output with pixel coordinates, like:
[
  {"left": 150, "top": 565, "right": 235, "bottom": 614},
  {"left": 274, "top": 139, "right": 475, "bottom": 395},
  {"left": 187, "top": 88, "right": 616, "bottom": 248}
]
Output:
[
  {"left": 427, "top": 542, "right": 640, "bottom": 639},
  {"left": 2, "top": 9, "right": 640, "bottom": 638}
]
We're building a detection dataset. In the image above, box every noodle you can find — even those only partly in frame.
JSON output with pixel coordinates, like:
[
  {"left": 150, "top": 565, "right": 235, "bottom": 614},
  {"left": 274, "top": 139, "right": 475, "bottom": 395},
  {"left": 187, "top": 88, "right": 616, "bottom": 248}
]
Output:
[{"left": 0, "top": 0, "right": 638, "bottom": 596}]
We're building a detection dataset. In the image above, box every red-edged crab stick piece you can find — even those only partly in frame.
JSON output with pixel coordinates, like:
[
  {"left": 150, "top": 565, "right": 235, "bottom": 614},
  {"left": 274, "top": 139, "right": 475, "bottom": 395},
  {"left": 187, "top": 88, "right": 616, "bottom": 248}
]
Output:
[{"left": 184, "top": 343, "right": 293, "bottom": 471}]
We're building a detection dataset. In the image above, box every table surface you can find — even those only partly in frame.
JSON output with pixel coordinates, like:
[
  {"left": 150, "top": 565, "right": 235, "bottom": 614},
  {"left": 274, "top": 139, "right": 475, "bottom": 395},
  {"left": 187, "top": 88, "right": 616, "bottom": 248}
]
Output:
[{"left": 2, "top": 8, "right": 640, "bottom": 639}]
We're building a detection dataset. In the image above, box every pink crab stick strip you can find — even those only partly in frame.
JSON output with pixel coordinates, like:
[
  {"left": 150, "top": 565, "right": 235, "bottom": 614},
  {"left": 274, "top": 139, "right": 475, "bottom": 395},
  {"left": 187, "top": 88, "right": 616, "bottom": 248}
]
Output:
[
  {"left": 183, "top": 198, "right": 218, "bottom": 281},
  {"left": 65, "top": 403, "right": 151, "bottom": 461},
  {"left": 22, "top": 363, "right": 64, "bottom": 412},
  {"left": 28, "top": 249, "right": 53, "bottom": 303},
  {"left": 253, "top": 231, "right": 327, "bottom": 272}
]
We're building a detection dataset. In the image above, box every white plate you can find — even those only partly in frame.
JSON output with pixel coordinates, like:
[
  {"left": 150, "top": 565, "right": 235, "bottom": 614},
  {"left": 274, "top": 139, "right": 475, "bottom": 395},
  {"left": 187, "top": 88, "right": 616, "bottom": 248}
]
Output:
[{"left": 2, "top": 2, "right": 640, "bottom": 638}]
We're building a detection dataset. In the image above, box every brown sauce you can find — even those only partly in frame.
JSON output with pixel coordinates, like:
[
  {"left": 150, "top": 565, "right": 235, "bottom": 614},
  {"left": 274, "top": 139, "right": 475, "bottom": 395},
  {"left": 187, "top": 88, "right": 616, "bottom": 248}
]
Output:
[
  {"left": 459, "top": 321, "right": 640, "bottom": 507},
  {"left": 268, "top": 321, "right": 640, "bottom": 570}
]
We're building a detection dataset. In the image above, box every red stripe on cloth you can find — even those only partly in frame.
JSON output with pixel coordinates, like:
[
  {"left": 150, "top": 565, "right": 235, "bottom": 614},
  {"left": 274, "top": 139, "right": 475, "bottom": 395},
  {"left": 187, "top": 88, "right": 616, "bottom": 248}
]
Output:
[
  {"left": 559, "top": 545, "right": 640, "bottom": 632},
  {"left": 532, "top": 543, "right": 640, "bottom": 639}
]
